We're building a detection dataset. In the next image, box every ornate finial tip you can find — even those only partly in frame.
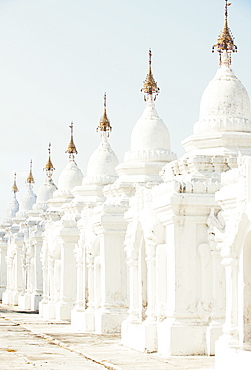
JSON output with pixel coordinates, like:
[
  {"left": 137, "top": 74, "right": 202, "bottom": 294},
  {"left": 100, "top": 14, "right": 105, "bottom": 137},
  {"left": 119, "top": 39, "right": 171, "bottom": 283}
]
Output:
[
  {"left": 212, "top": 0, "right": 237, "bottom": 66},
  {"left": 26, "top": 160, "right": 35, "bottom": 184},
  {"left": 66, "top": 122, "right": 78, "bottom": 156},
  {"left": 45, "top": 143, "right": 55, "bottom": 172},
  {"left": 141, "top": 49, "right": 160, "bottom": 100},
  {"left": 12, "top": 172, "right": 18, "bottom": 193},
  {"left": 104, "top": 92, "right": 107, "bottom": 108},
  {"left": 97, "top": 93, "right": 112, "bottom": 137}
]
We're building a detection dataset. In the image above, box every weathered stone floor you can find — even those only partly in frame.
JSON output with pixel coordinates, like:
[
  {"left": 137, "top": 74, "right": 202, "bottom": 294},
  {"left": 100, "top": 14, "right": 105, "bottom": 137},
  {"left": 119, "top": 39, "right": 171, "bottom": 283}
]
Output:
[{"left": 0, "top": 304, "right": 215, "bottom": 370}]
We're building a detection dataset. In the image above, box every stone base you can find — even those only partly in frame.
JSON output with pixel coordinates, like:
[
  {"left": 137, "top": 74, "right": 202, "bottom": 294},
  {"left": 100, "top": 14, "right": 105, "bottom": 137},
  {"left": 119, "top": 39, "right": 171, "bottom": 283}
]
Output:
[
  {"left": 206, "top": 320, "right": 223, "bottom": 355},
  {"left": 84, "top": 310, "right": 95, "bottom": 332},
  {"left": 18, "top": 293, "right": 31, "bottom": 310},
  {"left": 95, "top": 308, "right": 128, "bottom": 334},
  {"left": 215, "top": 335, "right": 251, "bottom": 370},
  {"left": 55, "top": 301, "right": 73, "bottom": 321},
  {"left": 30, "top": 293, "right": 42, "bottom": 311},
  {"left": 157, "top": 318, "right": 206, "bottom": 356},
  {"left": 0, "top": 287, "right": 6, "bottom": 300},
  {"left": 71, "top": 308, "right": 87, "bottom": 331},
  {"left": 2, "top": 291, "right": 12, "bottom": 305},
  {"left": 40, "top": 302, "right": 56, "bottom": 320},
  {"left": 121, "top": 319, "right": 157, "bottom": 353},
  {"left": 39, "top": 299, "right": 47, "bottom": 316},
  {"left": 12, "top": 290, "right": 20, "bottom": 305}
]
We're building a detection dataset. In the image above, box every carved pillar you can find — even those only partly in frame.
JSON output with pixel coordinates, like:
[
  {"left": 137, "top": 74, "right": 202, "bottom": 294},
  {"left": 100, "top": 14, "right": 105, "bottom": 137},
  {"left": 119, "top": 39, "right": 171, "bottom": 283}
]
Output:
[
  {"left": 2, "top": 255, "right": 12, "bottom": 304},
  {"left": 0, "top": 243, "right": 7, "bottom": 299},
  {"left": 211, "top": 248, "right": 225, "bottom": 319},
  {"left": 198, "top": 243, "right": 211, "bottom": 312},
  {"left": 145, "top": 243, "right": 156, "bottom": 322},
  {"left": 48, "top": 257, "right": 55, "bottom": 302},
  {"left": 86, "top": 253, "right": 95, "bottom": 311},
  {"left": 40, "top": 243, "right": 49, "bottom": 307},
  {"left": 56, "top": 241, "right": 76, "bottom": 319},
  {"left": 127, "top": 253, "right": 140, "bottom": 322},
  {"left": 13, "top": 244, "right": 23, "bottom": 304},
  {"left": 42, "top": 263, "right": 49, "bottom": 304},
  {"left": 33, "top": 242, "right": 42, "bottom": 296},
  {"left": 222, "top": 257, "right": 238, "bottom": 341},
  {"left": 74, "top": 243, "right": 85, "bottom": 311}
]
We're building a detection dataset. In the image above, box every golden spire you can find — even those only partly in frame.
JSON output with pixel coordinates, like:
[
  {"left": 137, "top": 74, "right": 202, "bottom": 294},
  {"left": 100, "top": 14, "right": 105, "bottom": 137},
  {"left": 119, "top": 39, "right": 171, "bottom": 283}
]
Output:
[
  {"left": 141, "top": 49, "right": 160, "bottom": 101},
  {"left": 212, "top": 1, "right": 237, "bottom": 65},
  {"left": 12, "top": 172, "right": 18, "bottom": 193},
  {"left": 44, "top": 143, "right": 55, "bottom": 176},
  {"left": 96, "top": 93, "right": 112, "bottom": 138},
  {"left": 65, "top": 122, "right": 78, "bottom": 159},
  {"left": 26, "top": 160, "right": 35, "bottom": 184}
]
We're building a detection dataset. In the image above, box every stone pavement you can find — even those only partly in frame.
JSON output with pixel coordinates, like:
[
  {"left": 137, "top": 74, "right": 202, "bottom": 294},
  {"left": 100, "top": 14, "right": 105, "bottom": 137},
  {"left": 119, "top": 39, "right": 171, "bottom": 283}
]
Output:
[{"left": 0, "top": 304, "right": 215, "bottom": 370}]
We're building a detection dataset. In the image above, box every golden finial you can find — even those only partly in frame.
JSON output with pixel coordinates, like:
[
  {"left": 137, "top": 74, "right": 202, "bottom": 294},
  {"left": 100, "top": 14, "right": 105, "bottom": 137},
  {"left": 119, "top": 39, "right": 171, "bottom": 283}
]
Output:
[
  {"left": 96, "top": 93, "right": 112, "bottom": 138},
  {"left": 12, "top": 172, "right": 19, "bottom": 193},
  {"left": 26, "top": 160, "right": 35, "bottom": 184},
  {"left": 44, "top": 143, "right": 55, "bottom": 174},
  {"left": 141, "top": 49, "right": 160, "bottom": 101},
  {"left": 212, "top": 1, "right": 237, "bottom": 65},
  {"left": 65, "top": 122, "right": 78, "bottom": 158}
]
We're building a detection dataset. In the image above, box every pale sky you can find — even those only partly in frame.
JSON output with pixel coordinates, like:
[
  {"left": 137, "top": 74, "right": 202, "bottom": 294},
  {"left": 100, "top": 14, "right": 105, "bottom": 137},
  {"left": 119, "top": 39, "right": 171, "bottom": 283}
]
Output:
[{"left": 0, "top": 0, "right": 250, "bottom": 219}]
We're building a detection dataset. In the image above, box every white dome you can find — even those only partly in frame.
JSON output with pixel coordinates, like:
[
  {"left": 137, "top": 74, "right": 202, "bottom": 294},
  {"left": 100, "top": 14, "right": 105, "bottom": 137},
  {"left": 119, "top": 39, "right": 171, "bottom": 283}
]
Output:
[
  {"left": 85, "top": 139, "right": 119, "bottom": 185},
  {"left": 194, "top": 60, "right": 251, "bottom": 135},
  {"left": 130, "top": 97, "right": 171, "bottom": 151},
  {"left": 36, "top": 178, "right": 57, "bottom": 205},
  {"left": 58, "top": 160, "right": 83, "bottom": 192},
  {"left": 19, "top": 188, "right": 37, "bottom": 213}
]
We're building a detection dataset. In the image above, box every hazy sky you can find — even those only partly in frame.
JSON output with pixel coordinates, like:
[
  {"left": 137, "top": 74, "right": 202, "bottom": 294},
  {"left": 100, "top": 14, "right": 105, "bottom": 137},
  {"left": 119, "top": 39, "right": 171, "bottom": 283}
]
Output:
[{"left": 0, "top": 0, "right": 250, "bottom": 219}]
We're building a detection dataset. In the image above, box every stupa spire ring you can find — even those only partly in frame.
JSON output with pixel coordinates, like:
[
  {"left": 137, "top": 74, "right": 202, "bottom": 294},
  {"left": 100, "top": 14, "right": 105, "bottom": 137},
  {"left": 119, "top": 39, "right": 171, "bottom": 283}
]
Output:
[
  {"left": 96, "top": 93, "right": 112, "bottom": 139},
  {"left": 141, "top": 49, "right": 160, "bottom": 101},
  {"left": 212, "top": 0, "right": 237, "bottom": 65}
]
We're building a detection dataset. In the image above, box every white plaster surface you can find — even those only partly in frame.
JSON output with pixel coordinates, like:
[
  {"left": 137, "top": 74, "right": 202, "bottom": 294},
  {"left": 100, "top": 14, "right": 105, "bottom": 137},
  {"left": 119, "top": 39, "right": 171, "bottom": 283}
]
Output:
[
  {"left": 130, "top": 95, "right": 171, "bottom": 152},
  {"left": 85, "top": 138, "right": 119, "bottom": 184},
  {"left": 57, "top": 159, "right": 83, "bottom": 192}
]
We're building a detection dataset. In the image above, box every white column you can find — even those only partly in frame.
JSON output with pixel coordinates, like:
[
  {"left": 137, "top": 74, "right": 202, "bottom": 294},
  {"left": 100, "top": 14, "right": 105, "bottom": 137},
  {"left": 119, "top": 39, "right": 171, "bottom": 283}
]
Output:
[
  {"left": 127, "top": 255, "right": 140, "bottom": 322},
  {"left": 145, "top": 244, "right": 156, "bottom": 322},
  {"left": 222, "top": 257, "right": 238, "bottom": 341},
  {"left": 0, "top": 243, "right": 7, "bottom": 300},
  {"left": 86, "top": 253, "right": 95, "bottom": 311},
  {"left": 74, "top": 244, "right": 85, "bottom": 311},
  {"left": 56, "top": 242, "right": 77, "bottom": 320}
]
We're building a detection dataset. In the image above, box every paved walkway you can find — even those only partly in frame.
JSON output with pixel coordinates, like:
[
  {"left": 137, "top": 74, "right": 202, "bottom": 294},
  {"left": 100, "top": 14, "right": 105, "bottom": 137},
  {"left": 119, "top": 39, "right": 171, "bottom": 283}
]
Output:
[{"left": 0, "top": 304, "right": 215, "bottom": 370}]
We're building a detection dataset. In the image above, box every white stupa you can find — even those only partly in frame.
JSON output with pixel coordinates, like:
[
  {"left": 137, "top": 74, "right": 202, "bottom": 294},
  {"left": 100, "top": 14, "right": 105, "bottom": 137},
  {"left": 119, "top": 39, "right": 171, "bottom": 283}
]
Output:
[
  {"left": 6, "top": 173, "right": 19, "bottom": 219},
  {"left": 72, "top": 94, "right": 119, "bottom": 206},
  {"left": 84, "top": 93, "right": 119, "bottom": 186},
  {"left": 33, "top": 144, "right": 57, "bottom": 211},
  {"left": 183, "top": 13, "right": 251, "bottom": 155},
  {"left": 53, "top": 123, "right": 83, "bottom": 201},
  {"left": 116, "top": 50, "right": 176, "bottom": 183},
  {"left": 16, "top": 161, "right": 37, "bottom": 218}
]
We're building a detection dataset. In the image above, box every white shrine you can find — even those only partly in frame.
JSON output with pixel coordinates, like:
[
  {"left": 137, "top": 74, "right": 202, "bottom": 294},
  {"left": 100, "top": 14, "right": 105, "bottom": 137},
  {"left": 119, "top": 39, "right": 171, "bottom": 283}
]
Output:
[{"left": 1, "top": 1, "right": 251, "bottom": 368}]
